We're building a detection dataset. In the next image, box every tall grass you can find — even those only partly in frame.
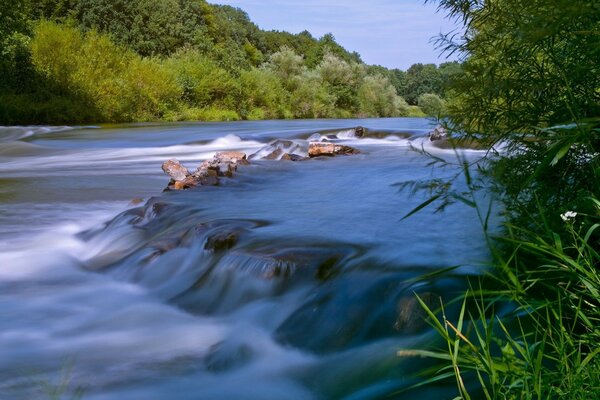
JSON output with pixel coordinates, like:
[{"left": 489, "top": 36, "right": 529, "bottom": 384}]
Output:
[{"left": 398, "top": 157, "right": 600, "bottom": 399}]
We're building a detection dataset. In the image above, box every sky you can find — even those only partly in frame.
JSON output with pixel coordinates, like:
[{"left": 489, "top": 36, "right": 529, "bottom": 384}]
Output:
[{"left": 210, "top": 0, "right": 462, "bottom": 70}]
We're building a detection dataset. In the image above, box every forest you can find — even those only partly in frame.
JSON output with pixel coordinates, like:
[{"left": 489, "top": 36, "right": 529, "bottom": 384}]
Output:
[{"left": 0, "top": 0, "right": 459, "bottom": 124}]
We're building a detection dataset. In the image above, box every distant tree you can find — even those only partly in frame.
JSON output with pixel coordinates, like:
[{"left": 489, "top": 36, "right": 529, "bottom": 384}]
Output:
[
  {"left": 0, "top": 0, "right": 34, "bottom": 90},
  {"left": 290, "top": 70, "right": 335, "bottom": 118},
  {"left": 317, "top": 52, "right": 363, "bottom": 112},
  {"left": 403, "top": 63, "right": 443, "bottom": 104},
  {"left": 264, "top": 47, "right": 305, "bottom": 90},
  {"left": 417, "top": 93, "right": 446, "bottom": 121},
  {"left": 239, "top": 68, "right": 288, "bottom": 118},
  {"left": 358, "top": 74, "right": 408, "bottom": 117}
]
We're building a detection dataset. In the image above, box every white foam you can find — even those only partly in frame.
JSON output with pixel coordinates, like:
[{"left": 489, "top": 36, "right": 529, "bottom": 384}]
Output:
[{"left": 0, "top": 137, "right": 264, "bottom": 175}]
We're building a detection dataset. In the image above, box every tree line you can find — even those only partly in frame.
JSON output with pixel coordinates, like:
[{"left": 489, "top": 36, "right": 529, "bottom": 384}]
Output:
[{"left": 0, "top": 0, "right": 459, "bottom": 124}]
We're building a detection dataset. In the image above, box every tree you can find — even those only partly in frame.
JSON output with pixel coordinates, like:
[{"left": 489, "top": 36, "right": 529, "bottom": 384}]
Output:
[
  {"left": 434, "top": 0, "right": 600, "bottom": 138},
  {"left": 403, "top": 63, "right": 443, "bottom": 104},
  {"left": 317, "top": 52, "right": 363, "bottom": 112},
  {"left": 264, "top": 47, "right": 305, "bottom": 90},
  {"left": 358, "top": 75, "right": 408, "bottom": 117},
  {"left": 417, "top": 93, "right": 446, "bottom": 121}
]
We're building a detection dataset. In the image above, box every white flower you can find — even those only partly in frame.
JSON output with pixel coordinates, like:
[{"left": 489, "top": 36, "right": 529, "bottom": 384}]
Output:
[{"left": 560, "top": 211, "right": 577, "bottom": 221}]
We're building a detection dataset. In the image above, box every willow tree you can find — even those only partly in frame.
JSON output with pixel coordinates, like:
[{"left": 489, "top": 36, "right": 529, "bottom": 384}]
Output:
[
  {"left": 432, "top": 0, "right": 600, "bottom": 216},
  {"left": 432, "top": 0, "right": 600, "bottom": 138}
]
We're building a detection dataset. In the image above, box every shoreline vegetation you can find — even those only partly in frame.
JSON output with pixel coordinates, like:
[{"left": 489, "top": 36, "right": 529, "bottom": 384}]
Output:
[
  {"left": 0, "top": 0, "right": 457, "bottom": 125},
  {"left": 400, "top": 0, "right": 600, "bottom": 398}
]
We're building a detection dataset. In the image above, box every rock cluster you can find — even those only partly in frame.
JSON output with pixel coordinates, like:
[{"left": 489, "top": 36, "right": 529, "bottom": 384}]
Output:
[
  {"left": 161, "top": 151, "right": 248, "bottom": 190},
  {"left": 162, "top": 139, "right": 359, "bottom": 190}
]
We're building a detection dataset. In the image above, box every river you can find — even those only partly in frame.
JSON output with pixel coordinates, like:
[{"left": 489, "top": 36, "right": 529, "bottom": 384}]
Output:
[{"left": 0, "top": 118, "right": 491, "bottom": 399}]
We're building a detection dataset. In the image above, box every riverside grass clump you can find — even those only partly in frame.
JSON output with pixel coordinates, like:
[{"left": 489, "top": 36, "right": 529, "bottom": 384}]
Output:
[
  {"left": 396, "top": 0, "right": 600, "bottom": 397},
  {"left": 399, "top": 195, "right": 600, "bottom": 399}
]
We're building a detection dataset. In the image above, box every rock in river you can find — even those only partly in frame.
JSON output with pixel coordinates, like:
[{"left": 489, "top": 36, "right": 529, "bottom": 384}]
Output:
[
  {"left": 162, "top": 152, "right": 249, "bottom": 190},
  {"left": 161, "top": 159, "right": 190, "bottom": 181},
  {"left": 308, "top": 142, "right": 359, "bottom": 157},
  {"left": 428, "top": 125, "right": 448, "bottom": 141}
]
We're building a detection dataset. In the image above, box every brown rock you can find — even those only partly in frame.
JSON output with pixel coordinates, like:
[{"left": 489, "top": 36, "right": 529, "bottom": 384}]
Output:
[
  {"left": 428, "top": 126, "right": 448, "bottom": 141},
  {"left": 204, "top": 232, "right": 239, "bottom": 252},
  {"left": 215, "top": 151, "right": 249, "bottom": 165},
  {"left": 161, "top": 159, "right": 190, "bottom": 181},
  {"left": 308, "top": 142, "right": 359, "bottom": 157},
  {"left": 192, "top": 169, "right": 219, "bottom": 186},
  {"left": 172, "top": 181, "right": 186, "bottom": 190},
  {"left": 217, "top": 162, "right": 236, "bottom": 177},
  {"left": 263, "top": 148, "right": 284, "bottom": 160},
  {"left": 281, "top": 153, "right": 307, "bottom": 161}
]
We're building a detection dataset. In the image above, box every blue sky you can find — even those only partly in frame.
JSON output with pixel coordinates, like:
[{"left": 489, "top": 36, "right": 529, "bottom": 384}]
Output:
[{"left": 210, "top": 0, "right": 461, "bottom": 70}]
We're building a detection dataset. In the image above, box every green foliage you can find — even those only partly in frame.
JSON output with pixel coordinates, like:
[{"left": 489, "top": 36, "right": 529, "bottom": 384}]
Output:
[
  {"left": 239, "top": 68, "right": 288, "bottom": 119},
  {"left": 31, "top": 21, "right": 180, "bottom": 122},
  {"left": 317, "top": 52, "right": 364, "bottom": 112},
  {"left": 437, "top": 0, "right": 600, "bottom": 139},
  {"left": 418, "top": 93, "right": 447, "bottom": 121},
  {"left": 264, "top": 47, "right": 305, "bottom": 90},
  {"left": 72, "top": 0, "right": 197, "bottom": 56},
  {"left": 402, "top": 63, "right": 443, "bottom": 105},
  {"left": 289, "top": 70, "right": 335, "bottom": 118},
  {"left": 166, "top": 49, "right": 239, "bottom": 109},
  {"left": 403, "top": 0, "right": 600, "bottom": 397},
  {"left": 1, "top": 0, "right": 443, "bottom": 123},
  {"left": 358, "top": 75, "right": 409, "bottom": 117}
]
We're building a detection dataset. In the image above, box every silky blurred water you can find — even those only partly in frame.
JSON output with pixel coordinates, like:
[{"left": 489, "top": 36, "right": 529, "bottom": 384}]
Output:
[{"left": 0, "top": 119, "right": 493, "bottom": 399}]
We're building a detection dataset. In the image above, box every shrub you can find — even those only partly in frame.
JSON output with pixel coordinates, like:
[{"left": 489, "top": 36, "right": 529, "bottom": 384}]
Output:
[{"left": 417, "top": 93, "right": 446, "bottom": 121}]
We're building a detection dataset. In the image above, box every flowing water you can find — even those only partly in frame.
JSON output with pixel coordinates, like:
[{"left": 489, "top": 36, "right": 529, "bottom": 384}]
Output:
[{"left": 0, "top": 119, "right": 492, "bottom": 399}]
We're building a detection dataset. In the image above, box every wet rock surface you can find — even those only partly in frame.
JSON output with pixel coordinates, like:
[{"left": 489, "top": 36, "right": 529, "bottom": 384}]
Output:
[
  {"left": 249, "top": 139, "right": 307, "bottom": 161},
  {"left": 428, "top": 125, "right": 448, "bottom": 141},
  {"left": 308, "top": 142, "right": 359, "bottom": 157},
  {"left": 162, "top": 151, "right": 248, "bottom": 191},
  {"left": 161, "top": 159, "right": 190, "bottom": 181}
]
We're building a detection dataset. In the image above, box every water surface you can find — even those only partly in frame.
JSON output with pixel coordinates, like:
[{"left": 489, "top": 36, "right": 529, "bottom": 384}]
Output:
[{"left": 0, "top": 118, "right": 491, "bottom": 399}]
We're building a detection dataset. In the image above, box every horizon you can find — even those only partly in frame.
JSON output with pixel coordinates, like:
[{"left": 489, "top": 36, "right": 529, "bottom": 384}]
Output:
[{"left": 210, "top": 0, "right": 462, "bottom": 70}]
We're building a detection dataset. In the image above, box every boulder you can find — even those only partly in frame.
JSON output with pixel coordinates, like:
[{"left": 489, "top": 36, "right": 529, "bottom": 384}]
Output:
[
  {"left": 215, "top": 151, "right": 249, "bottom": 165},
  {"left": 204, "top": 231, "right": 239, "bottom": 252},
  {"left": 428, "top": 125, "right": 448, "bottom": 141},
  {"left": 161, "top": 159, "right": 189, "bottom": 181},
  {"left": 192, "top": 168, "right": 219, "bottom": 185},
  {"left": 281, "top": 153, "right": 307, "bottom": 161},
  {"left": 308, "top": 142, "right": 359, "bottom": 157},
  {"left": 263, "top": 148, "right": 284, "bottom": 160}
]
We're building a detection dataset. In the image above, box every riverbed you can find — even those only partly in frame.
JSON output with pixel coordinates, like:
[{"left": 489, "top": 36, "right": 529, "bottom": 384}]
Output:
[{"left": 0, "top": 118, "right": 491, "bottom": 399}]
